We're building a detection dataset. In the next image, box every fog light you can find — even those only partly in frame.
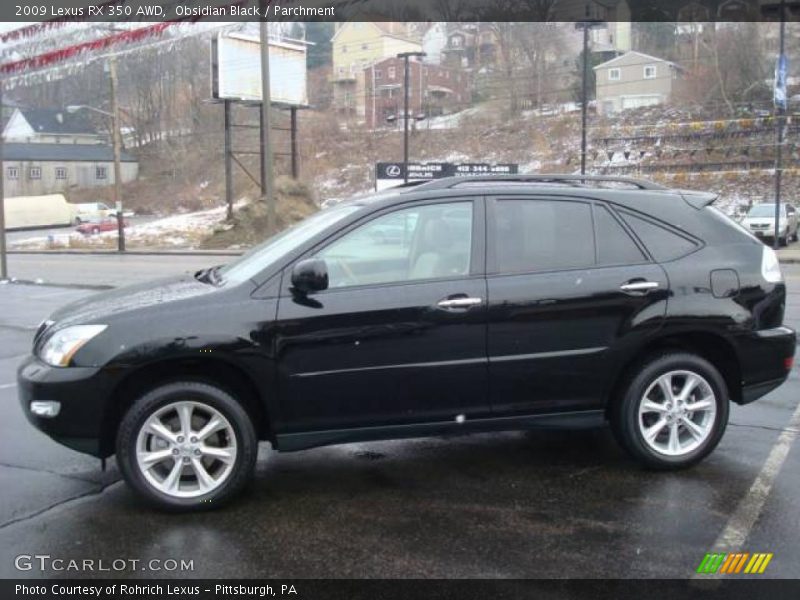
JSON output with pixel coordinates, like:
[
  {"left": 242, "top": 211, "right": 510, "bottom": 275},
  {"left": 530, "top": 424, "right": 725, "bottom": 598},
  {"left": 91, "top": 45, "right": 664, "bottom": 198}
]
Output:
[{"left": 30, "top": 401, "right": 61, "bottom": 418}]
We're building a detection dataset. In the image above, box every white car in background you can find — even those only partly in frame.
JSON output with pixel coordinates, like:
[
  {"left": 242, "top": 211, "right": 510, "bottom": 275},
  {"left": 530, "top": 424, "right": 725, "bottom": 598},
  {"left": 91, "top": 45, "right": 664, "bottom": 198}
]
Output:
[
  {"left": 742, "top": 202, "right": 799, "bottom": 246},
  {"left": 71, "top": 202, "right": 113, "bottom": 224}
]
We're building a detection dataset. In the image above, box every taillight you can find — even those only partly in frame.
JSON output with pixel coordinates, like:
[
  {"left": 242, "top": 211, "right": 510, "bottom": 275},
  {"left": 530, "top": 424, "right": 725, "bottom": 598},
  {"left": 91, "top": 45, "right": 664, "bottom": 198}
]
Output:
[
  {"left": 785, "top": 356, "right": 794, "bottom": 371},
  {"left": 761, "top": 246, "right": 783, "bottom": 283}
]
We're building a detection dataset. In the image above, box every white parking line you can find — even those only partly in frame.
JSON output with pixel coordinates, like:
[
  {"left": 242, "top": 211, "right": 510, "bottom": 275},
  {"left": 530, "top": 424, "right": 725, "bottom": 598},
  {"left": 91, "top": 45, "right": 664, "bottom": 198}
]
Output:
[
  {"left": 0, "top": 383, "right": 17, "bottom": 390},
  {"left": 699, "top": 400, "right": 800, "bottom": 577}
]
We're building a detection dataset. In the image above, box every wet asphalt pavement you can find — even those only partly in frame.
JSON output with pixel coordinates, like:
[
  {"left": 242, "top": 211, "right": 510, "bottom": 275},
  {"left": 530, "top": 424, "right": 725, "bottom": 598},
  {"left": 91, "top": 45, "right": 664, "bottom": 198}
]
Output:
[{"left": 0, "top": 263, "right": 798, "bottom": 579}]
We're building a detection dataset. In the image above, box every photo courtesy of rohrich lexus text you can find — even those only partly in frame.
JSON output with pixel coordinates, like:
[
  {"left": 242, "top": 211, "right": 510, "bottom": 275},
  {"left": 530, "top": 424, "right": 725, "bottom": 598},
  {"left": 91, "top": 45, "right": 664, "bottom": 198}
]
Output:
[{"left": 1, "top": 0, "right": 799, "bottom": 599}]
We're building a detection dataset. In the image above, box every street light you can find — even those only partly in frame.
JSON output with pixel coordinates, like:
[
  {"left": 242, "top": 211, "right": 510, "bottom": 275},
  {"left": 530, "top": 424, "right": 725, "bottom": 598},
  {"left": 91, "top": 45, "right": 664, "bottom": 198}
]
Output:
[
  {"left": 67, "top": 98, "right": 126, "bottom": 252},
  {"left": 575, "top": 15, "right": 606, "bottom": 176},
  {"left": 396, "top": 51, "right": 426, "bottom": 184}
]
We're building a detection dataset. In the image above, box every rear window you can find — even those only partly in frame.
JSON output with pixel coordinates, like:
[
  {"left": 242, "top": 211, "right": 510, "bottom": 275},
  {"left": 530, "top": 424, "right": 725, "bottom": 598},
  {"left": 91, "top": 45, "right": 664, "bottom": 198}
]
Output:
[{"left": 618, "top": 211, "right": 698, "bottom": 262}]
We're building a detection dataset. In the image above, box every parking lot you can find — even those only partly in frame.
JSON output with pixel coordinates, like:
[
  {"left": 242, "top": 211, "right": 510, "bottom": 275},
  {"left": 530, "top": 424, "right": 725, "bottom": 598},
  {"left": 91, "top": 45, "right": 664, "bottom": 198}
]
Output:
[{"left": 0, "top": 256, "right": 798, "bottom": 579}]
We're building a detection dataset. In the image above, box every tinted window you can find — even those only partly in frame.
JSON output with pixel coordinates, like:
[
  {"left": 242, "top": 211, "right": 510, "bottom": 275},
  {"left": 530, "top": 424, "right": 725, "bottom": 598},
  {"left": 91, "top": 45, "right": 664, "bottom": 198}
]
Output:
[
  {"left": 318, "top": 202, "right": 472, "bottom": 288},
  {"left": 594, "top": 206, "right": 647, "bottom": 266},
  {"left": 493, "top": 199, "right": 594, "bottom": 273},
  {"left": 619, "top": 211, "right": 697, "bottom": 262}
]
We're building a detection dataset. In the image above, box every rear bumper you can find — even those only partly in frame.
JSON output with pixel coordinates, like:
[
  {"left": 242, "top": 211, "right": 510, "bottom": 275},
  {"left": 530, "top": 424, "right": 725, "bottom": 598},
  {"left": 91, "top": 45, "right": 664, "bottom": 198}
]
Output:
[
  {"left": 17, "top": 355, "right": 117, "bottom": 457},
  {"left": 735, "top": 326, "right": 796, "bottom": 405}
]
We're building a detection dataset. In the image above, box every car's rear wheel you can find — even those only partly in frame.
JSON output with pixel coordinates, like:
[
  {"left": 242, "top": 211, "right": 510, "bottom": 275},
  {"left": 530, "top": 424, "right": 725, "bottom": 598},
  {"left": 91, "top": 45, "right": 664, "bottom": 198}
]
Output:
[
  {"left": 610, "top": 353, "right": 729, "bottom": 469},
  {"left": 116, "top": 381, "right": 257, "bottom": 511}
]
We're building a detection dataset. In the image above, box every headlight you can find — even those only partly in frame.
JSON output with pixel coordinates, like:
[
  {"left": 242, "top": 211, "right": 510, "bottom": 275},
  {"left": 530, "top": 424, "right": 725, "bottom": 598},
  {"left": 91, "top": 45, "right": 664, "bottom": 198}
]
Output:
[
  {"left": 761, "top": 246, "right": 783, "bottom": 284},
  {"left": 39, "top": 325, "right": 107, "bottom": 367}
]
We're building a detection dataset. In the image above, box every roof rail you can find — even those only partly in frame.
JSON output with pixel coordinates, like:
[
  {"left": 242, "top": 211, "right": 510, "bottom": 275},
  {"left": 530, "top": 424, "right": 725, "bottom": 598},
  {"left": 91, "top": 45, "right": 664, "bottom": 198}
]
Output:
[{"left": 409, "top": 174, "right": 669, "bottom": 191}]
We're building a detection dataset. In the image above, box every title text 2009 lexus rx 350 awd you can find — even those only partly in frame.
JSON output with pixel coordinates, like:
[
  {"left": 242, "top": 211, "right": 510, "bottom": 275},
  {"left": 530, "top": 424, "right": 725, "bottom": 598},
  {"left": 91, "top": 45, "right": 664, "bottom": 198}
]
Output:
[{"left": 19, "top": 175, "right": 796, "bottom": 510}]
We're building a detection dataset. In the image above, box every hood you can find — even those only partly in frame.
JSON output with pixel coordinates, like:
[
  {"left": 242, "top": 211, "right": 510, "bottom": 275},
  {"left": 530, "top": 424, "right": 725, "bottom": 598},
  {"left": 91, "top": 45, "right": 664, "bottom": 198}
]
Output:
[{"left": 49, "top": 273, "right": 219, "bottom": 328}]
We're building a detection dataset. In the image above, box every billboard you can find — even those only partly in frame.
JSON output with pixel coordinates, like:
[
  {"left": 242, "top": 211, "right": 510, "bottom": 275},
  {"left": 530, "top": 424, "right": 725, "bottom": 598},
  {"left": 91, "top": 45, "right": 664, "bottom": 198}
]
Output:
[
  {"left": 376, "top": 162, "right": 519, "bottom": 191},
  {"left": 211, "top": 33, "right": 308, "bottom": 107}
]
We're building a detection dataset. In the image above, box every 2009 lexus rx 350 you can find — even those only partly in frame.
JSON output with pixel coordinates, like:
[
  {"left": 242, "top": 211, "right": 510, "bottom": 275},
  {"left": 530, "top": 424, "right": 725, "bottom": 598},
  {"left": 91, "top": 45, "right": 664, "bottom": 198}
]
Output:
[{"left": 19, "top": 175, "right": 796, "bottom": 510}]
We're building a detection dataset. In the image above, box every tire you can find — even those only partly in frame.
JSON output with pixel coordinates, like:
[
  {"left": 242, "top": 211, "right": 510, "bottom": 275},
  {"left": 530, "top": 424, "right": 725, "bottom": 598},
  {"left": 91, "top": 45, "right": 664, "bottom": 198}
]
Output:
[
  {"left": 779, "top": 233, "right": 788, "bottom": 247},
  {"left": 792, "top": 228, "right": 799, "bottom": 243},
  {"left": 116, "top": 381, "right": 258, "bottom": 511},
  {"left": 610, "top": 353, "right": 729, "bottom": 470},
  {"left": 74, "top": 217, "right": 82, "bottom": 225}
]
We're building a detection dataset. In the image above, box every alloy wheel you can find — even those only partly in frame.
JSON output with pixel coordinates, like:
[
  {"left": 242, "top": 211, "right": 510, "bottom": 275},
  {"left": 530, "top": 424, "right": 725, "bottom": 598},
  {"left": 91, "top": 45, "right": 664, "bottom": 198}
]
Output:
[
  {"left": 637, "top": 370, "right": 717, "bottom": 457},
  {"left": 135, "top": 400, "right": 238, "bottom": 498}
]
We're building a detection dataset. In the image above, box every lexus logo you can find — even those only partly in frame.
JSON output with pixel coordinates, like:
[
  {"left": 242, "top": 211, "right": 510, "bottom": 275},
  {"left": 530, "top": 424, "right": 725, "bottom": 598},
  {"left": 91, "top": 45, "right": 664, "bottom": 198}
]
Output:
[{"left": 385, "top": 164, "right": 401, "bottom": 177}]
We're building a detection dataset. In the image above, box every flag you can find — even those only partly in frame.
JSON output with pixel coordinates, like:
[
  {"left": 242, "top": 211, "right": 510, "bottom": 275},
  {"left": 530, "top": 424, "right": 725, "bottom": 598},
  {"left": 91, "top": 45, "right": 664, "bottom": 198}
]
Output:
[{"left": 775, "top": 53, "right": 788, "bottom": 111}]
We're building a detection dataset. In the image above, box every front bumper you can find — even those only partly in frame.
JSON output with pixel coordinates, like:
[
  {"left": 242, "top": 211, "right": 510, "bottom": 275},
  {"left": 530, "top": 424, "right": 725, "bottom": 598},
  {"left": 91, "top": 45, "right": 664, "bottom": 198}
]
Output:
[
  {"left": 737, "top": 326, "right": 796, "bottom": 405},
  {"left": 17, "top": 355, "right": 117, "bottom": 457}
]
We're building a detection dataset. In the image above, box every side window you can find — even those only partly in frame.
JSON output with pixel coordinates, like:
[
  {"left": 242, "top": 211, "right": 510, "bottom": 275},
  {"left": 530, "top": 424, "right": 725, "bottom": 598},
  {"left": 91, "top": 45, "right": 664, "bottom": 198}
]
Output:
[
  {"left": 317, "top": 202, "right": 473, "bottom": 288},
  {"left": 594, "top": 205, "right": 647, "bottom": 266},
  {"left": 493, "top": 199, "right": 594, "bottom": 274},
  {"left": 619, "top": 211, "right": 698, "bottom": 262}
]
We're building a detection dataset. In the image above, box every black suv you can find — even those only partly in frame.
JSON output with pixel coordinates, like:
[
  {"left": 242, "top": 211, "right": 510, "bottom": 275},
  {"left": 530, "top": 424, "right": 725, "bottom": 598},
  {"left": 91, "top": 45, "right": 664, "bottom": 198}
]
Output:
[{"left": 19, "top": 175, "right": 796, "bottom": 510}]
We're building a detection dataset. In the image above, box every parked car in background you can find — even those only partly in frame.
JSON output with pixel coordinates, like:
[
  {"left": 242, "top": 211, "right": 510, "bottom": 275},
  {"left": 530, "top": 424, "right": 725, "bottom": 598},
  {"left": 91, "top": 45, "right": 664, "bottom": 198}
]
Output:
[
  {"left": 4, "top": 194, "right": 73, "bottom": 229},
  {"left": 742, "top": 202, "right": 798, "bottom": 245},
  {"left": 75, "top": 217, "right": 126, "bottom": 235},
  {"left": 71, "top": 202, "right": 114, "bottom": 224},
  {"left": 19, "top": 175, "right": 795, "bottom": 510}
]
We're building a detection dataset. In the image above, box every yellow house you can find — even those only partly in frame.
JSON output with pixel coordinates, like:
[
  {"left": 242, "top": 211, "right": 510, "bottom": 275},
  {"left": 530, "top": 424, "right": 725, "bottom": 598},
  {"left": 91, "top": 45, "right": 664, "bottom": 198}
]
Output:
[{"left": 331, "top": 22, "right": 422, "bottom": 117}]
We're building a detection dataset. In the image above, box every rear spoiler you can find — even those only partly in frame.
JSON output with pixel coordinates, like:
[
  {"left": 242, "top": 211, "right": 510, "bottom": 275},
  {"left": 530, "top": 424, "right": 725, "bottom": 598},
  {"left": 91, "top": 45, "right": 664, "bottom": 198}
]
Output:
[{"left": 677, "top": 189, "right": 718, "bottom": 209}]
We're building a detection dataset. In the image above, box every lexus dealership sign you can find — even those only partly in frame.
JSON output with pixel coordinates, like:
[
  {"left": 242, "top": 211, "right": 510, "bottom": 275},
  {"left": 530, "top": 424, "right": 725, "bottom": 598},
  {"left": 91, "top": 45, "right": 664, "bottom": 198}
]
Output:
[{"left": 376, "top": 162, "right": 519, "bottom": 191}]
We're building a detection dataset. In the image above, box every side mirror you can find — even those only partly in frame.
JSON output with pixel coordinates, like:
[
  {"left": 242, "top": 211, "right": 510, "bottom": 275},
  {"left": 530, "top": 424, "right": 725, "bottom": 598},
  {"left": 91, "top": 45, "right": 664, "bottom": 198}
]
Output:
[{"left": 291, "top": 258, "right": 328, "bottom": 295}]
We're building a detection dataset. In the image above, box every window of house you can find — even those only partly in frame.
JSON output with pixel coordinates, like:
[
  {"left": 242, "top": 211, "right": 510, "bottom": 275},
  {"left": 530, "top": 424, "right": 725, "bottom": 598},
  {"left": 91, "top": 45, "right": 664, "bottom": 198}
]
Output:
[
  {"left": 7, "top": 166, "right": 18, "bottom": 180},
  {"left": 55, "top": 167, "right": 67, "bottom": 180},
  {"left": 608, "top": 68, "right": 621, "bottom": 81},
  {"left": 29, "top": 166, "right": 42, "bottom": 180},
  {"left": 96, "top": 166, "right": 108, "bottom": 180},
  {"left": 388, "top": 66, "right": 396, "bottom": 79},
  {"left": 317, "top": 202, "right": 473, "bottom": 288},
  {"left": 375, "top": 69, "right": 382, "bottom": 80},
  {"left": 644, "top": 65, "right": 657, "bottom": 79},
  {"left": 492, "top": 199, "right": 595, "bottom": 274},
  {"left": 451, "top": 36, "right": 462, "bottom": 48}
]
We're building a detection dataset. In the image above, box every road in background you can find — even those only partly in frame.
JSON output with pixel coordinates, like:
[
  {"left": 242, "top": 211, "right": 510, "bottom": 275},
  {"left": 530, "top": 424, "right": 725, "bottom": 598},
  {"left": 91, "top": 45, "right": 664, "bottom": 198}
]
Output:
[
  {"left": 0, "top": 266, "right": 797, "bottom": 578},
  {"left": 5, "top": 253, "right": 227, "bottom": 287}
]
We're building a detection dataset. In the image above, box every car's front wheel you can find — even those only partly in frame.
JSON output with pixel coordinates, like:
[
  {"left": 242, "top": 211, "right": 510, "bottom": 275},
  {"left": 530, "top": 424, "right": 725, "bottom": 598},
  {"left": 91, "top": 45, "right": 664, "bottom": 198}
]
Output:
[
  {"left": 116, "top": 381, "right": 257, "bottom": 510},
  {"left": 611, "top": 353, "right": 729, "bottom": 469}
]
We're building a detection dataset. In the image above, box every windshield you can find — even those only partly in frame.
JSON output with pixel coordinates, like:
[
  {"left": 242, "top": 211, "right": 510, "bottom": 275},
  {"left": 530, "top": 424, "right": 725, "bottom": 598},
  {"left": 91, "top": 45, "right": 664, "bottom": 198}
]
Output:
[
  {"left": 218, "top": 203, "right": 362, "bottom": 285},
  {"left": 747, "top": 204, "right": 781, "bottom": 218}
]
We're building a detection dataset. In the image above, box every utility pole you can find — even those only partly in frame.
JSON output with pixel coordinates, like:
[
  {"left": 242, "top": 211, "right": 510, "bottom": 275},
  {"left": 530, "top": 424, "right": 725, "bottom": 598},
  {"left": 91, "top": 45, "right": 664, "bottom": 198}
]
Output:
[
  {"left": 259, "top": 15, "right": 276, "bottom": 235},
  {"left": 581, "top": 22, "right": 589, "bottom": 175},
  {"left": 397, "top": 51, "right": 426, "bottom": 184},
  {"left": 224, "top": 100, "right": 233, "bottom": 220},
  {"left": 109, "top": 56, "right": 125, "bottom": 252},
  {"left": 0, "top": 79, "right": 7, "bottom": 281},
  {"left": 773, "top": 0, "right": 787, "bottom": 250}
]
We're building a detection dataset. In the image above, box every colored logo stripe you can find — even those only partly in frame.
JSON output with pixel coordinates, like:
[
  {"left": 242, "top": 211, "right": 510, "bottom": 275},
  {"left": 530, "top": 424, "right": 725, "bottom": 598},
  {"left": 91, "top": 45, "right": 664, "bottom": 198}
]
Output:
[{"left": 696, "top": 552, "right": 773, "bottom": 574}]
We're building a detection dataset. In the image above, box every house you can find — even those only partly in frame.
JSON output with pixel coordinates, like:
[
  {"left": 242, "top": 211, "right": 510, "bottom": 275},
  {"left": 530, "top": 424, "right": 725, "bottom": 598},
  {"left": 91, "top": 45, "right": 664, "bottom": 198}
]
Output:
[
  {"left": 330, "top": 22, "right": 422, "bottom": 117},
  {"left": 593, "top": 51, "right": 684, "bottom": 115},
  {"left": 441, "top": 24, "right": 498, "bottom": 71},
  {"left": 422, "top": 23, "right": 448, "bottom": 65},
  {"left": 363, "top": 57, "right": 469, "bottom": 129},
  {"left": 2, "top": 143, "right": 139, "bottom": 197},
  {"left": 2, "top": 108, "right": 139, "bottom": 197},
  {"left": 3, "top": 108, "right": 103, "bottom": 144}
]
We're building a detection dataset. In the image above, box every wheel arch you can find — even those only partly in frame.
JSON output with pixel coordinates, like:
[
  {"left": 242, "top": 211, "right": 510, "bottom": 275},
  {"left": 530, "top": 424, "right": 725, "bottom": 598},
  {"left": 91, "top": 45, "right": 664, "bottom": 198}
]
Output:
[
  {"left": 603, "top": 329, "right": 742, "bottom": 418},
  {"left": 100, "top": 357, "right": 271, "bottom": 456}
]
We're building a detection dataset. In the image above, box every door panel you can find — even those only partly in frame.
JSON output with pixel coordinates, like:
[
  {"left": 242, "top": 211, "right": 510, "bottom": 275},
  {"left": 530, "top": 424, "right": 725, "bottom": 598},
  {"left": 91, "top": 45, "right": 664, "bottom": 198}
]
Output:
[
  {"left": 274, "top": 199, "right": 489, "bottom": 433},
  {"left": 487, "top": 265, "right": 667, "bottom": 414}
]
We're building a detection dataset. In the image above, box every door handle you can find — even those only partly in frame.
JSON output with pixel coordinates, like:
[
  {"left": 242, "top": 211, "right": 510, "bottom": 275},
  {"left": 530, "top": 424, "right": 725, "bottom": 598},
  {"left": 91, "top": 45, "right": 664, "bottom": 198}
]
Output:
[
  {"left": 620, "top": 281, "right": 660, "bottom": 294},
  {"left": 437, "top": 297, "right": 483, "bottom": 309}
]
